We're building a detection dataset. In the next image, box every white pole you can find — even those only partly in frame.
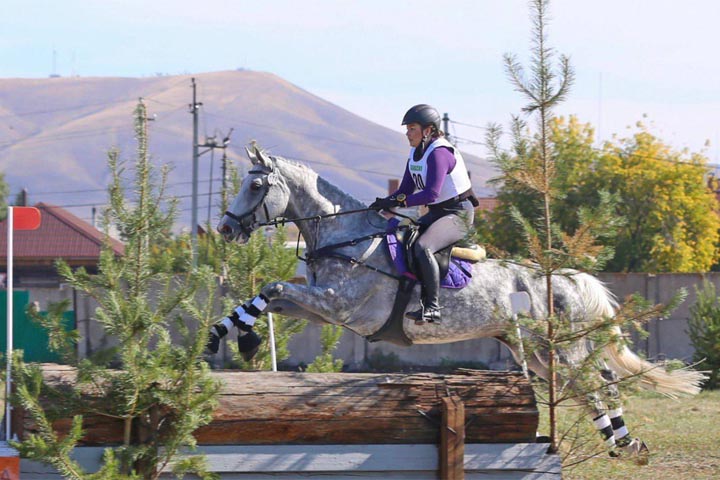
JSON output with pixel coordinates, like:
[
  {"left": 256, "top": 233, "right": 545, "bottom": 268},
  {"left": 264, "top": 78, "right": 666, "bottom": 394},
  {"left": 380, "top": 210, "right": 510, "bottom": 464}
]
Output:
[
  {"left": 509, "top": 292, "right": 531, "bottom": 380},
  {"left": 5, "top": 207, "right": 13, "bottom": 442},
  {"left": 267, "top": 312, "right": 277, "bottom": 372}
]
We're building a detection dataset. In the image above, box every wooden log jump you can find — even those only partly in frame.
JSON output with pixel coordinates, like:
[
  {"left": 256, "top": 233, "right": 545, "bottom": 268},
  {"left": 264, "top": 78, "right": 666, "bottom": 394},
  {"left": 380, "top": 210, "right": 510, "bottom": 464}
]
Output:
[{"left": 21, "top": 366, "right": 538, "bottom": 447}]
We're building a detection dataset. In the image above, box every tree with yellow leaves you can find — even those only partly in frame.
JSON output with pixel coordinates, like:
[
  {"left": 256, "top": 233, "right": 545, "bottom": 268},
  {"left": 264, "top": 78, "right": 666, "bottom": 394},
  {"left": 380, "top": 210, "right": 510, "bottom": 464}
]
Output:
[
  {"left": 486, "top": 115, "right": 720, "bottom": 272},
  {"left": 595, "top": 122, "right": 720, "bottom": 272}
]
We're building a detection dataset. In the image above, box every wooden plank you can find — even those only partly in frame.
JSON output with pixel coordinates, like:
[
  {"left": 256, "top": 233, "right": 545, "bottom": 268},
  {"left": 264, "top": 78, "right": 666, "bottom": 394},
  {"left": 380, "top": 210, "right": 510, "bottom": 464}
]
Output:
[{"left": 20, "top": 444, "right": 560, "bottom": 478}]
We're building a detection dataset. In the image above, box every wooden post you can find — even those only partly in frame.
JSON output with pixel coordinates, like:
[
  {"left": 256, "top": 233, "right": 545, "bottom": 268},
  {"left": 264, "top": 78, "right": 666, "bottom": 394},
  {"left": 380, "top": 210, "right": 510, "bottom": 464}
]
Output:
[{"left": 440, "top": 396, "right": 465, "bottom": 480}]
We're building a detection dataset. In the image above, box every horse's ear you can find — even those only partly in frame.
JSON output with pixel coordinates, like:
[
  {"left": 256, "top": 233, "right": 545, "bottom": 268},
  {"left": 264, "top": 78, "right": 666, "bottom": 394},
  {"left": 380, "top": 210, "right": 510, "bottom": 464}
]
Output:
[
  {"left": 254, "top": 147, "right": 273, "bottom": 170},
  {"left": 245, "top": 146, "right": 257, "bottom": 162}
]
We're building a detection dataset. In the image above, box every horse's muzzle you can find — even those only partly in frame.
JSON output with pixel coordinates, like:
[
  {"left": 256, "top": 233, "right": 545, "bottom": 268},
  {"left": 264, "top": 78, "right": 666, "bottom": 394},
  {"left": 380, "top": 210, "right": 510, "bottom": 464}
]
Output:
[{"left": 217, "top": 217, "right": 249, "bottom": 244}]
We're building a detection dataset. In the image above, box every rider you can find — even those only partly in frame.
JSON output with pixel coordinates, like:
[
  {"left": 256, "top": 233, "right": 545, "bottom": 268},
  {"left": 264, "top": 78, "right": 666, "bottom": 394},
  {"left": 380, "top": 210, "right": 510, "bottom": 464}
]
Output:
[{"left": 370, "top": 104, "right": 477, "bottom": 325}]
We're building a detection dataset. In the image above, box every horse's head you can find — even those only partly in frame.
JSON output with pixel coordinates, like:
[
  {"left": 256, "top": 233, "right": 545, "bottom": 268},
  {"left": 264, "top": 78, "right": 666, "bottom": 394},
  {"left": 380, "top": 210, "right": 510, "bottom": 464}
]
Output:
[{"left": 217, "top": 147, "right": 290, "bottom": 243}]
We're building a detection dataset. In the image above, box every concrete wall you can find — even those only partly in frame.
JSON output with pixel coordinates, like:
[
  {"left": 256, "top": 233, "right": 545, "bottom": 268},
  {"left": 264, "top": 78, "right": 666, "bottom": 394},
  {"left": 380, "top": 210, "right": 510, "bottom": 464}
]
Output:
[
  {"left": 597, "top": 272, "right": 718, "bottom": 362},
  {"left": 20, "top": 272, "right": 719, "bottom": 370}
]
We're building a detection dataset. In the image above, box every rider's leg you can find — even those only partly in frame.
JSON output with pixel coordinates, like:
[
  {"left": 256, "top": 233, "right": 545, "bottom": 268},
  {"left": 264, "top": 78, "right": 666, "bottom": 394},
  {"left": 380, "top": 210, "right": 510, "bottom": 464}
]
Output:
[
  {"left": 405, "top": 210, "right": 471, "bottom": 324},
  {"left": 406, "top": 246, "right": 442, "bottom": 324}
]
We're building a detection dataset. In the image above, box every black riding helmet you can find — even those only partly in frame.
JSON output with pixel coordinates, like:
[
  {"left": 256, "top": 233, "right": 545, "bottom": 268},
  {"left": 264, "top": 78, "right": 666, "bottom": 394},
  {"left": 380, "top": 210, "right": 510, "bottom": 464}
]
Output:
[{"left": 402, "top": 104, "right": 441, "bottom": 131}]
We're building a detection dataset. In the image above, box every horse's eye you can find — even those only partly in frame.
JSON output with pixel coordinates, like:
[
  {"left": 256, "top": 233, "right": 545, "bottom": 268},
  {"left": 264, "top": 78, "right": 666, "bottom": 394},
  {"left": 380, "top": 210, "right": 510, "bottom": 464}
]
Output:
[{"left": 250, "top": 179, "right": 263, "bottom": 191}]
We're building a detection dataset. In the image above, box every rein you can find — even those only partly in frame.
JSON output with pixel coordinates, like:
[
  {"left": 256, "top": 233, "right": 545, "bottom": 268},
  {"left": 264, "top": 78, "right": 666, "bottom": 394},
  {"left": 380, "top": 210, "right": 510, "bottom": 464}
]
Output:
[
  {"left": 224, "top": 206, "right": 417, "bottom": 229},
  {"left": 222, "top": 161, "right": 417, "bottom": 279},
  {"left": 224, "top": 207, "right": 417, "bottom": 281}
]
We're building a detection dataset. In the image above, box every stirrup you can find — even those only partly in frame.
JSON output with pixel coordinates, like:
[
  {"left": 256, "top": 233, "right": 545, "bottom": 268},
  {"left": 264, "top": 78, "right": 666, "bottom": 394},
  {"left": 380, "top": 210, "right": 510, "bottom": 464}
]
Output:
[{"left": 405, "top": 306, "right": 442, "bottom": 325}]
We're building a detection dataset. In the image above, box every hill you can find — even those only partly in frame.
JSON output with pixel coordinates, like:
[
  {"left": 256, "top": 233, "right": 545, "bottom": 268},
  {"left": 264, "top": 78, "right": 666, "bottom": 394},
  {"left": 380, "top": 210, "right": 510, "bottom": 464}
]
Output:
[{"left": 0, "top": 70, "right": 495, "bottom": 228}]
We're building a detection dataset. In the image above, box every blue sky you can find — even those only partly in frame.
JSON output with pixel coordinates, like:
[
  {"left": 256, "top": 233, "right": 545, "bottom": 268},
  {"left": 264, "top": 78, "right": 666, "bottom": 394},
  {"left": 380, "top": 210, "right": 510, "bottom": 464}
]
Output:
[{"left": 3, "top": 0, "right": 720, "bottom": 162}]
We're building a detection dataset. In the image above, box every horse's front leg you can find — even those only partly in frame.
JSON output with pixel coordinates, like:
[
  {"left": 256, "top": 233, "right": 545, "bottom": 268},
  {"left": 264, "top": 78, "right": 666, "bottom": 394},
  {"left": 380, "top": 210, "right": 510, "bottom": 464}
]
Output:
[
  {"left": 206, "top": 281, "right": 355, "bottom": 360},
  {"left": 261, "top": 281, "right": 355, "bottom": 323}
]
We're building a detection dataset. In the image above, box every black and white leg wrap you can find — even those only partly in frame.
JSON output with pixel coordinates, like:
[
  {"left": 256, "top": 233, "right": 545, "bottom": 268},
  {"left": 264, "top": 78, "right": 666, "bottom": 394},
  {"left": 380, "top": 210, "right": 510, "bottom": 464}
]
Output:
[
  {"left": 609, "top": 408, "right": 630, "bottom": 444},
  {"left": 207, "top": 294, "right": 269, "bottom": 354},
  {"left": 593, "top": 414, "right": 616, "bottom": 448},
  {"left": 234, "top": 294, "right": 269, "bottom": 334}
]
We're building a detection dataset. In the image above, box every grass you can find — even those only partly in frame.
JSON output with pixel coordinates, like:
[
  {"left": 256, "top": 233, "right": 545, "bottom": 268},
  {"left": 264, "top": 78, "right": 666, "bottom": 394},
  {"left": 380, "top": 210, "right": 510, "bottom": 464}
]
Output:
[{"left": 545, "top": 389, "right": 720, "bottom": 479}]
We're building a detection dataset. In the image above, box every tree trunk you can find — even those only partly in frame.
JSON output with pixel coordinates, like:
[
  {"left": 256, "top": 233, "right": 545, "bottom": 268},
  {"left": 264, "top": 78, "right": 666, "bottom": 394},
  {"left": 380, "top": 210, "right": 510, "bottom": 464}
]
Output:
[{"left": 20, "top": 366, "right": 538, "bottom": 446}]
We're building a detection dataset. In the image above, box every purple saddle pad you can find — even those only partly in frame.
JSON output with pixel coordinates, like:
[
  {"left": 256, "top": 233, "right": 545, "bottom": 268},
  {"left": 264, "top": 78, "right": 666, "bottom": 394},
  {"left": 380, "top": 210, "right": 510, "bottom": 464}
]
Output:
[{"left": 385, "top": 234, "right": 473, "bottom": 289}]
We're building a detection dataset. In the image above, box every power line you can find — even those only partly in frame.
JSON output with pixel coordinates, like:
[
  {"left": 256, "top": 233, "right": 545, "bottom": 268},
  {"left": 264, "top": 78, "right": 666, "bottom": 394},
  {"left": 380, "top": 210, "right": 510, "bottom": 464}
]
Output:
[
  {"left": 449, "top": 119, "right": 489, "bottom": 130},
  {"left": 202, "top": 110, "right": 407, "bottom": 155},
  {"left": 0, "top": 99, "right": 131, "bottom": 119},
  {"left": 447, "top": 114, "right": 720, "bottom": 170}
]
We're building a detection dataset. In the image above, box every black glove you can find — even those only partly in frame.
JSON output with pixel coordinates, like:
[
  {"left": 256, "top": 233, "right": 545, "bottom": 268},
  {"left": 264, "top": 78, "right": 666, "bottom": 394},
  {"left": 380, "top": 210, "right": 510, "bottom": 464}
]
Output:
[{"left": 369, "top": 196, "right": 401, "bottom": 211}]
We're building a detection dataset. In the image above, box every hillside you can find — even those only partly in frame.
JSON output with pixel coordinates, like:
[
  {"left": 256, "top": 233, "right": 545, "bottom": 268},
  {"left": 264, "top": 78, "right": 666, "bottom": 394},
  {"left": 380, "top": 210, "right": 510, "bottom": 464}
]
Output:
[{"left": 0, "top": 70, "right": 495, "bottom": 227}]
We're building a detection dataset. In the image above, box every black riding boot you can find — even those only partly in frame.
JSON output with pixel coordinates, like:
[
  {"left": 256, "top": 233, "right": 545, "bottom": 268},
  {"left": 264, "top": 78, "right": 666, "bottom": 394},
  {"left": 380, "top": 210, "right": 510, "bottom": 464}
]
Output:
[{"left": 405, "top": 247, "right": 442, "bottom": 325}]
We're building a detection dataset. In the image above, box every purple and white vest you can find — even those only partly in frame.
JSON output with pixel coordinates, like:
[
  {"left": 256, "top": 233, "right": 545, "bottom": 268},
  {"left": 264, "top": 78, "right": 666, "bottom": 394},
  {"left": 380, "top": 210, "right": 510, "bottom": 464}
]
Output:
[{"left": 407, "top": 137, "right": 472, "bottom": 205}]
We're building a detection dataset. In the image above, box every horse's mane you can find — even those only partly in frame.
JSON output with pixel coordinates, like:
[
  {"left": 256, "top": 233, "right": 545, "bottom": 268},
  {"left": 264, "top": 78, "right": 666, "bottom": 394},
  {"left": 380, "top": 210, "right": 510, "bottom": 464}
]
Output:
[{"left": 273, "top": 155, "right": 367, "bottom": 210}]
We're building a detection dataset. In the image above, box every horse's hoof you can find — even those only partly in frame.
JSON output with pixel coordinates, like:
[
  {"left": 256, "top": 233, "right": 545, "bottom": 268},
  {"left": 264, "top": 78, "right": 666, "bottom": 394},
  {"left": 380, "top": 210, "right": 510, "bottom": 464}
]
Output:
[
  {"left": 610, "top": 438, "right": 650, "bottom": 465},
  {"left": 241, "top": 346, "right": 260, "bottom": 362},
  {"left": 238, "top": 330, "right": 262, "bottom": 362}
]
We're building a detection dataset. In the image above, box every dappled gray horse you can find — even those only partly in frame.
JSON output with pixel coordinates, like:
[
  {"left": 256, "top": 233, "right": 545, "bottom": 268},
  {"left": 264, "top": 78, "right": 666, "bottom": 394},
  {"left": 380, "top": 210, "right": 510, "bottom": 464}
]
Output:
[{"left": 212, "top": 148, "right": 704, "bottom": 459}]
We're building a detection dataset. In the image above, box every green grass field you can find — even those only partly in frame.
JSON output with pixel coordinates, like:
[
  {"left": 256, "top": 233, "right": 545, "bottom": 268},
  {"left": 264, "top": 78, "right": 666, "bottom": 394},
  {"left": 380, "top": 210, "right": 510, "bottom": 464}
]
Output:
[{"left": 554, "top": 389, "right": 720, "bottom": 479}]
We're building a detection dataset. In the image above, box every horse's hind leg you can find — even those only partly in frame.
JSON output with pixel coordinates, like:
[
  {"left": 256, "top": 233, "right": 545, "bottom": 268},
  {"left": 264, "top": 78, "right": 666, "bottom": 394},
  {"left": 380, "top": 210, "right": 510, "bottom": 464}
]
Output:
[{"left": 587, "top": 365, "right": 649, "bottom": 463}]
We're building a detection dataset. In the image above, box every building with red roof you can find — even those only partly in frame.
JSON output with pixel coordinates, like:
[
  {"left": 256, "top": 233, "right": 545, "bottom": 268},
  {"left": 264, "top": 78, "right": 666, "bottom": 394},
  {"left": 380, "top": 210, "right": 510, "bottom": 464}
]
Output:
[{"left": 0, "top": 202, "right": 124, "bottom": 287}]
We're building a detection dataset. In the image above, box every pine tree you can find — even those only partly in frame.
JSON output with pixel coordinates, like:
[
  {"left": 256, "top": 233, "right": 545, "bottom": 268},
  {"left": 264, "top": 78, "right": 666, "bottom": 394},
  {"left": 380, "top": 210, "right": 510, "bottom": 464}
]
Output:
[
  {"left": 486, "top": 0, "right": 678, "bottom": 462},
  {"left": 12, "top": 100, "right": 221, "bottom": 479},
  {"left": 0, "top": 171, "right": 9, "bottom": 221},
  {"left": 219, "top": 225, "right": 307, "bottom": 370},
  {"left": 688, "top": 281, "right": 720, "bottom": 389},
  {"left": 305, "top": 324, "right": 344, "bottom": 373}
]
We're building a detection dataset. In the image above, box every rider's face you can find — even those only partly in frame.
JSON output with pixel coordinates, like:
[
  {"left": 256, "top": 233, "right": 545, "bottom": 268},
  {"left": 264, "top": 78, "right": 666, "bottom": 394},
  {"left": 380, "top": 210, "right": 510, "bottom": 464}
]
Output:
[{"left": 406, "top": 123, "right": 431, "bottom": 148}]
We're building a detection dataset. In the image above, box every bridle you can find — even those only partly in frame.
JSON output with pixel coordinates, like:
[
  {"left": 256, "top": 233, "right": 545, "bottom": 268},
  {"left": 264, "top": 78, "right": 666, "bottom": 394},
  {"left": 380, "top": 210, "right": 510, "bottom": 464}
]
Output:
[{"left": 222, "top": 166, "right": 279, "bottom": 238}]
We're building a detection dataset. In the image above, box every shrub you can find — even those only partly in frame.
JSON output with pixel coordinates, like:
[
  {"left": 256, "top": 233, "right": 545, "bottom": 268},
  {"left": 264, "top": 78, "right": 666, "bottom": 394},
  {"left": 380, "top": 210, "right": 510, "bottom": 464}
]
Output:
[{"left": 688, "top": 280, "right": 720, "bottom": 389}]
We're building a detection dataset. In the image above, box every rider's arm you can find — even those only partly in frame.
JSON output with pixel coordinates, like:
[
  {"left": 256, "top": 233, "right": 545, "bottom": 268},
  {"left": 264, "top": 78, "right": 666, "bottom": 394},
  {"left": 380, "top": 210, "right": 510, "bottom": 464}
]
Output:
[
  {"left": 404, "top": 147, "right": 456, "bottom": 207},
  {"left": 390, "top": 163, "right": 415, "bottom": 198}
]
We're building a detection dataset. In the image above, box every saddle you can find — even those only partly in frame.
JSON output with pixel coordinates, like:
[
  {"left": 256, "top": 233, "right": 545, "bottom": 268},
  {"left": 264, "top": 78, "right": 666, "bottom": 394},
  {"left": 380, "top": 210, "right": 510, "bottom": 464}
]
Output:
[
  {"left": 387, "top": 225, "right": 485, "bottom": 290},
  {"left": 367, "top": 226, "right": 486, "bottom": 346}
]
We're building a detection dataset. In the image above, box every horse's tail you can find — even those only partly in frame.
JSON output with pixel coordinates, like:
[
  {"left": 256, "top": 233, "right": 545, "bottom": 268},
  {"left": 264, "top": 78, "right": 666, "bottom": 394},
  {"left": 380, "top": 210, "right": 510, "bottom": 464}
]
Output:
[
  {"left": 602, "top": 326, "right": 706, "bottom": 397},
  {"left": 577, "top": 273, "right": 706, "bottom": 397}
]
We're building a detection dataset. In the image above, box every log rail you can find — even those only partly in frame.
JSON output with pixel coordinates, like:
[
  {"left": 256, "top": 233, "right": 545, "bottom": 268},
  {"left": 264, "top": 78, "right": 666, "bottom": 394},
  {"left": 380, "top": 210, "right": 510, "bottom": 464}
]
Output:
[{"left": 21, "top": 366, "right": 538, "bottom": 446}]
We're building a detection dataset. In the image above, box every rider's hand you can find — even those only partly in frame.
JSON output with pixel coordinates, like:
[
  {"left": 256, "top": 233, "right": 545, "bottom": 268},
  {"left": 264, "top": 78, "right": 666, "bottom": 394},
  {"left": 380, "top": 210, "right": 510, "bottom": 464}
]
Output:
[{"left": 369, "top": 196, "right": 402, "bottom": 211}]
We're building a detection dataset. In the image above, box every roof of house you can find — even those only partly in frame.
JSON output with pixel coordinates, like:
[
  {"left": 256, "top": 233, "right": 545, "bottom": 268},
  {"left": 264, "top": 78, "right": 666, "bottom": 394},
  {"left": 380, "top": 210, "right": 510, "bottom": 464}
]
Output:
[
  {"left": 0, "top": 202, "right": 124, "bottom": 267},
  {"left": 475, "top": 197, "right": 500, "bottom": 212}
]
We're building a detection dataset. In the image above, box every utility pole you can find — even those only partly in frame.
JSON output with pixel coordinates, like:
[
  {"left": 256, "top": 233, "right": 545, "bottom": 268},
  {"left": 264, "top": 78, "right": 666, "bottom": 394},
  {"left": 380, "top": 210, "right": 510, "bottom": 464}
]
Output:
[
  {"left": 198, "top": 128, "right": 233, "bottom": 226},
  {"left": 443, "top": 112, "right": 452, "bottom": 144},
  {"left": 189, "top": 78, "right": 202, "bottom": 267}
]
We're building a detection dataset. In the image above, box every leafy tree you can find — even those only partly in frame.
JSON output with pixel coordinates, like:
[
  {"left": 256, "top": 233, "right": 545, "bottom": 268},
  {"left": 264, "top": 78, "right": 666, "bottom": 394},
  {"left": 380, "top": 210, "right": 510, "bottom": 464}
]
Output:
[
  {"left": 595, "top": 124, "right": 720, "bottom": 272},
  {"left": 12, "top": 101, "right": 221, "bottom": 479},
  {"left": 485, "top": 114, "right": 720, "bottom": 272},
  {"left": 688, "top": 280, "right": 720, "bottom": 389}
]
